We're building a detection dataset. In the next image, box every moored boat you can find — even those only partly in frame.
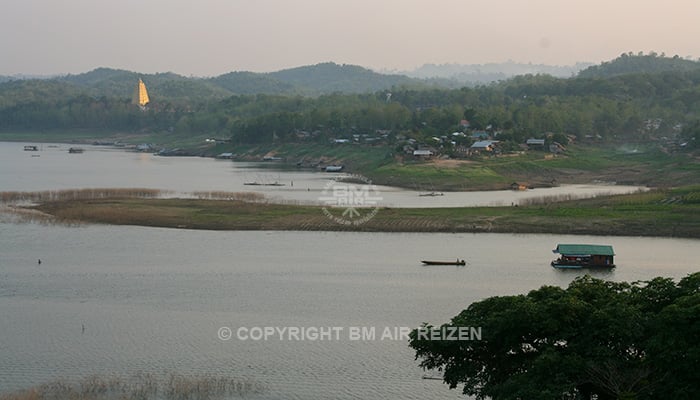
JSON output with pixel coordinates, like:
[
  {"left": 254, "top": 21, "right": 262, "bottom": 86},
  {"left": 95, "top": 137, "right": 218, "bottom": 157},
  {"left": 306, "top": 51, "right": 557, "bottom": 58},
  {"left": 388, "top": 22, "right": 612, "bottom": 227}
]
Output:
[
  {"left": 68, "top": 147, "right": 85, "bottom": 154},
  {"left": 422, "top": 260, "right": 466, "bottom": 266},
  {"left": 551, "top": 244, "right": 615, "bottom": 269},
  {"left": 24, "top": 145, "right": 38, "bottom": 151}
]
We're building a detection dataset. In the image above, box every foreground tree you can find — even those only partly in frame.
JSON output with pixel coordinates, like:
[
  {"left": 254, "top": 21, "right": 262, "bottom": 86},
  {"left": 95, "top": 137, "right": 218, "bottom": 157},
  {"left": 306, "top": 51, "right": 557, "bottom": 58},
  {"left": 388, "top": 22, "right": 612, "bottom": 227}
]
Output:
[{"left": 409, "top": 273, "right": 700, "bottom": 400}]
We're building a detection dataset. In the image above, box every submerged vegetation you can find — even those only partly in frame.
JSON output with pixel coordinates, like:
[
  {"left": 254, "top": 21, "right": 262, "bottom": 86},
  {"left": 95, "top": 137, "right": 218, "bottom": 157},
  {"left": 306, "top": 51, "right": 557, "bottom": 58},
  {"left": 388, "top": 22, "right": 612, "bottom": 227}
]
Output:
[
  {"left": 0, "top": 188, "right": 165, "bottom": 204},
  {"left": 0, "top": 373, "right": 266, "bottom": 400}
]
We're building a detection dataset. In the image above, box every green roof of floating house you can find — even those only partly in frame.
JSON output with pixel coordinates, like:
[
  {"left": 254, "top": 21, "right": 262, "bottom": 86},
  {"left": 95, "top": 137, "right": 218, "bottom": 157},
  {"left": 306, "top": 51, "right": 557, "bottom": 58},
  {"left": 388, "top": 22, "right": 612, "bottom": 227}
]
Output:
[{"left": 553, "top": 244, "right": 615, "bottom": 256}]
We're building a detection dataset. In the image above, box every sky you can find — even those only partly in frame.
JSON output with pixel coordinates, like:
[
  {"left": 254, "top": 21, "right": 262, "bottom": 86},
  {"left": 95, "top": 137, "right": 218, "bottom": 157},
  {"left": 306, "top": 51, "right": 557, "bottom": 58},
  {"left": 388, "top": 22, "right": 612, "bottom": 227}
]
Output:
[{"left": 2, "top": 0, "right": 699, "bottom": 76}]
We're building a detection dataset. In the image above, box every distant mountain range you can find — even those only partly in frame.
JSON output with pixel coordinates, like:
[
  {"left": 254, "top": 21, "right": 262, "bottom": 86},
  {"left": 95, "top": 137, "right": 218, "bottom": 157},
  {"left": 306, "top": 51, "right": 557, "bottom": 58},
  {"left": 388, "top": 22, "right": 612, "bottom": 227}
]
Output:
[
  {"left": 393, "top": 61, "right": 593, "bottom": 83},
  {"left": 0, "top": 63, "right": 426, "bottom": 100},
  {"left": 1, "top": 55, "right": 699, "bottom": 102},
  {"left": 0, "top": 61, "right": 590, "bottom": 92}
]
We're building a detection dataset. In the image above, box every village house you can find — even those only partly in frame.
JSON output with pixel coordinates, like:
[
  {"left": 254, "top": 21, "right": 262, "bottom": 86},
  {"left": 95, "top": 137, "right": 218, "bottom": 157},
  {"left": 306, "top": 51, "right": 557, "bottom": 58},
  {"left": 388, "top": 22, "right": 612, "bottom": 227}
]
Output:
[
  {"left": 471, "top": 131, "right": 490, "bottom": 140},
  {"left": 413, "top": 149, "right": 435, "bottom": 158},
  {"left": 549, "top": 142, "right": 566, "bottom": 153},
  {"left": 469, "top": 140, "right": 499, "bottom": 154},
  {"left": 526, "top": 138, "right": 546, "bottom": 149}
]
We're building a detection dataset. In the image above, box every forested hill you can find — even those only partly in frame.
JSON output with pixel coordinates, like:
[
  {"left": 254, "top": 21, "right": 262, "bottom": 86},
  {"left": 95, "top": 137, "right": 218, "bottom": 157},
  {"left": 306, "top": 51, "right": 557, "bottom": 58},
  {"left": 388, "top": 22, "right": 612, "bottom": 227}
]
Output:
[
  {"left": 265, "top": 62, "right": 420, "bottom": 93},
  {"left": 208, "top": 63, "right": 421, "bottom": 95},
  {"left": 4, "top": 54, "right": 700, "bottom": 102},
  {"left": 578, "top": 52, "right": 700, "bottom": 78},
  {"left": 57, "top": 68, "right": 232, "bottom": 100},
  {"left": 0, "top": 63, "right": 427, "bottom": 102},
  {"left": 1, "top": 54, "right": 700, "bottom": 152}
]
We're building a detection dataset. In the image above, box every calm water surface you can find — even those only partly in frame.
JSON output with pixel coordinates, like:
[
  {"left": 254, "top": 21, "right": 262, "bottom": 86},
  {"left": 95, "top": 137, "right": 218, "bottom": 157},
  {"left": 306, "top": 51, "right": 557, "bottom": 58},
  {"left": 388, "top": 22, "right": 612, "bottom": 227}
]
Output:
[
  {"left": 0, "top": 141, "right": 696, "bottom": 398},
  {"left": 0, "top": 224, "right": 697, "bottom": 398},
  {"left": 0, "top": 141, "right": 642, "bottom": 207}
]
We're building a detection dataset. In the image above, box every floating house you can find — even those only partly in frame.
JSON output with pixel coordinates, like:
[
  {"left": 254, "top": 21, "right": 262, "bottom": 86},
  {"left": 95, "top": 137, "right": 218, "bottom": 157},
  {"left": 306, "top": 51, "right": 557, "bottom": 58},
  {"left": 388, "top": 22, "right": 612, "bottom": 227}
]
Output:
[{"left": 551, "top": 244, "right": 615, "bottom": 269}]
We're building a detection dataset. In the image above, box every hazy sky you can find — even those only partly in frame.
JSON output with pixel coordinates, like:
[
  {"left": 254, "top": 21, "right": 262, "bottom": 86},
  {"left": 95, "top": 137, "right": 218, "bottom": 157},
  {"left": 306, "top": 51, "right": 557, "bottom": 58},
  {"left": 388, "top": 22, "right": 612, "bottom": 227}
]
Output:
[{"left": 2, "top": 0, "right": 699, "bottom": 76}]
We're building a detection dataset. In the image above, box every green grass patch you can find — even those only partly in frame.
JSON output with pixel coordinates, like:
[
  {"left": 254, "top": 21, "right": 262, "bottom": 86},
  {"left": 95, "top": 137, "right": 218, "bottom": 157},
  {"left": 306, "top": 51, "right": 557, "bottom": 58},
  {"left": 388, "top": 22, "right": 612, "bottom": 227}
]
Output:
[{"left": 26, "top": 185, "right": 700, "bottom": 238}]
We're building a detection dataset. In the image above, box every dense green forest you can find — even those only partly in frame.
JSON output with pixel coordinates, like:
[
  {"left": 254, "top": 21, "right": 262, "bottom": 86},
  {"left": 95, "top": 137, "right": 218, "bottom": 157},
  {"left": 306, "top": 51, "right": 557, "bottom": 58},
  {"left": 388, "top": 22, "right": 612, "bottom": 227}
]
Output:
[
  {"left": 1, "top": 54, "right": 699, "bottom": 150},
  {"left": 410, "top": 273, "right": 700, "bottom": 400}
]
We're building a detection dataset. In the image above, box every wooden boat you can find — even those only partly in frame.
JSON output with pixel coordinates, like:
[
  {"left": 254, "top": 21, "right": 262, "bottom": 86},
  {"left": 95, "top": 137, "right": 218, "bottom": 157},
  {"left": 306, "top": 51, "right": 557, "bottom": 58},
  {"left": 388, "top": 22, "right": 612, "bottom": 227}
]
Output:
[
  {"left": 422, "top": 260, "right": 466, "bottom": 266},
  {"left": 243, "top": 181, "right": 285, "bottom": 186},
  {"left": 551, "top": 244, "right": 615, "bottom": 269}
]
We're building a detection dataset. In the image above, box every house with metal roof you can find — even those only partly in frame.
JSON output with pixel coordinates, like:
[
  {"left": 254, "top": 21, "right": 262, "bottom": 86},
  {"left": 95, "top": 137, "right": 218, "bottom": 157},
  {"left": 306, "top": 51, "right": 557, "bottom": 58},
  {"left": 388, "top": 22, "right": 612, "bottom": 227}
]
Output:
[
  {"left": 526, "top": 138, "right": 546, "bottom": 149},
  {"left": 551, "top": 244, "right": 615, "bottom": 269},
  {"left": 413, "top": 149, "right": 434, "bottom": 157},
  {"left": 470, "top": 140, "right": 498, "bottom": 151}
]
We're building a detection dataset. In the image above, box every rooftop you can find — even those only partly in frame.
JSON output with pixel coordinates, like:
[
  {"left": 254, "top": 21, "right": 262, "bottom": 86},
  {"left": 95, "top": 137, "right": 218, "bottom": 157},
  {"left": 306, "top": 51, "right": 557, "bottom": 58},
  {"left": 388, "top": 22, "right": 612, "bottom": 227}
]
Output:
[{"left": 553, "top": 244, "right": 615, "bottom": 256}]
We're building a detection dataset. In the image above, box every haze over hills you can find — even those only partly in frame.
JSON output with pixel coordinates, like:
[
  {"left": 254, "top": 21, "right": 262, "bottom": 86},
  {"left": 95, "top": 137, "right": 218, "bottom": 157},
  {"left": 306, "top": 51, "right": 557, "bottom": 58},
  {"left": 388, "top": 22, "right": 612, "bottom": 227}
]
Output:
[
  {"left": 1, "top": 53, "right": 699, "bottom": 103},
  {"left": 0, "top": 59, "right": 619, "bottom": 99},
  {"left": 2, "top": 54, "right": 698, "bottom": 96},
  {"left": 578, "top": 52, "right": 700, "bottom": 78},
  {"left": 394, "top": 61, "right": 594, "bottom": 84},
  {"left": 0, "top": 61, "right": 592, "bottom": 92},
  {"left": 0, "top": 63, "right": 428, "bottom": 100}
]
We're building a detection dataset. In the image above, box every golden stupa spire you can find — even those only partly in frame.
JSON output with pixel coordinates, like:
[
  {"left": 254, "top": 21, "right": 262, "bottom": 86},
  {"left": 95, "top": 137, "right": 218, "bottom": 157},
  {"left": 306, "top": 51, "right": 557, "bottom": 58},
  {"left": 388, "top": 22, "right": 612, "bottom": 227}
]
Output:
[{"left": 132, "top": 78, "right": 150, "bottom": 107}]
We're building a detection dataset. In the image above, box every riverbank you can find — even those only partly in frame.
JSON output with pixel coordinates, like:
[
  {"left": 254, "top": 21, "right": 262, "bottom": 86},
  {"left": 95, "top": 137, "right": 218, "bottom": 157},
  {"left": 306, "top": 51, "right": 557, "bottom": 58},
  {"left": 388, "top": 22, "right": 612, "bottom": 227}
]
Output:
[
  {"left": 214, "top": 142, "right": 700, "bottom": 191},
  {"left": 28, "top": 186, "right": 700, "bottom": 238},
  {"left": 5, "top": 134, "right": 698, "bottom": 191}
]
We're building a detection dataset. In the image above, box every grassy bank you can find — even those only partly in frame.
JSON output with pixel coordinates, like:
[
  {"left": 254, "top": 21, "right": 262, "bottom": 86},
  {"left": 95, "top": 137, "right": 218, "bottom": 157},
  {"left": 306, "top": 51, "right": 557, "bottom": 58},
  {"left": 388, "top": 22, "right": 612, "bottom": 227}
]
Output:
[
  {"left": 26, "top": 186, "right": 700, "bottom": 238},
  {"left": 215, "top": 143, "right": 700, "bottom": 191},
  {"left": 5, "top": 132, "right": 697, "bottom": 191}
]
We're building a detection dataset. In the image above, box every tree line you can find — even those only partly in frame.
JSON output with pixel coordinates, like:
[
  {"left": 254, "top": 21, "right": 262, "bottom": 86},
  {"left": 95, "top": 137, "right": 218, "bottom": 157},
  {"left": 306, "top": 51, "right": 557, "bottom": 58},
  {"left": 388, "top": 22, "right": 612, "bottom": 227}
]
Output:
[
  {"left": 409, "top": 273, "right": 700, "bottom": 400},
  {"left": 2, "top": 57, "right": 700, "bottom": 148}
]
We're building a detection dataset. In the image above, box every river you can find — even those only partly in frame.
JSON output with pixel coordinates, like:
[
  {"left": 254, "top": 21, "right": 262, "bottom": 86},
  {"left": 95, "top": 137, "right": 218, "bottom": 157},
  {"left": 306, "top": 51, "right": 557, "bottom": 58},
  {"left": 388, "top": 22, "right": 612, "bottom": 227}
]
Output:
[
  {"left": 0, "top": 141, "right": 697, "bottom": 399},
  {"left": 0, "top": 141, "right": 642, "bottom": 207}
]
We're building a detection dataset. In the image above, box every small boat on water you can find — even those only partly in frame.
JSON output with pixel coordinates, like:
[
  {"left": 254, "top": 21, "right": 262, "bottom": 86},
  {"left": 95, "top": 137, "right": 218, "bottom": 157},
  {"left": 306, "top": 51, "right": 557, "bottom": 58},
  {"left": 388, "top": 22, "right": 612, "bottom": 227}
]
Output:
[
  {"left": 68, "top": 147, "right": 85, "bottom": 154},
  {"left": 24, "top": 145, "right": 39, "bottom": 151},
  {"left": 551, "top": 244, "right": 615, "bottom": 269},
  {"left": 243, "top": 181, "right": 285, "bottom": 186},
  {"left": 422, "top": 260, "right": 466, "bottom": 266},
  {"left": 419, "top": 191, "right": 444, "bottom": 197}
]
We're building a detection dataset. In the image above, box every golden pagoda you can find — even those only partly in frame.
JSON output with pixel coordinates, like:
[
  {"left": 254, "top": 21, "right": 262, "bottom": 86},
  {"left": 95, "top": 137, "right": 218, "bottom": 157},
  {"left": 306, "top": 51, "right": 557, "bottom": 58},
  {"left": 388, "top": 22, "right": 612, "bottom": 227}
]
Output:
[{"left": 132, "top": 78, "right": 150, "bottom": 107}]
